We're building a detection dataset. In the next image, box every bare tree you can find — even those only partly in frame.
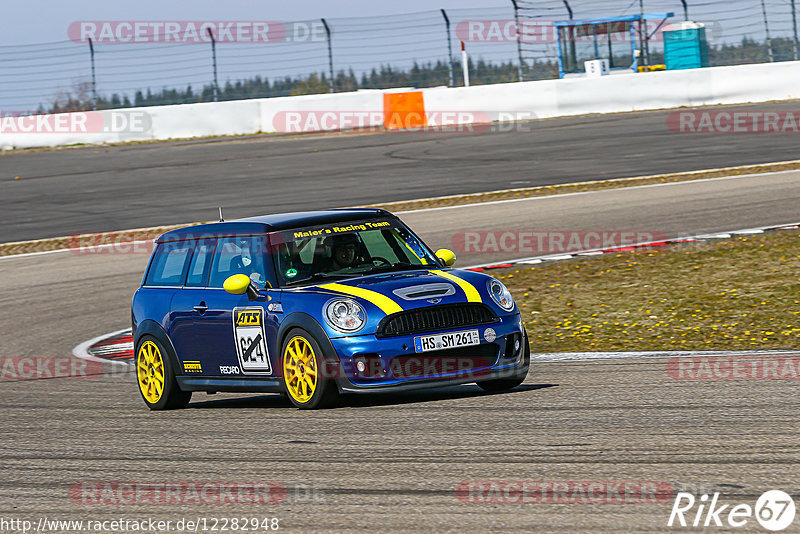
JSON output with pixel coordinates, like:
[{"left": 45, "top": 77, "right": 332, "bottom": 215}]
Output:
[{"left": 49, "top": 80, "right": 95, "bottom": 113}]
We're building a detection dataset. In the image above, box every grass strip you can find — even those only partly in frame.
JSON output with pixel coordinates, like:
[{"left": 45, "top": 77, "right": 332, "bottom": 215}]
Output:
[{"left": 493, "top": 230, "right": 800, "bottom": 352}]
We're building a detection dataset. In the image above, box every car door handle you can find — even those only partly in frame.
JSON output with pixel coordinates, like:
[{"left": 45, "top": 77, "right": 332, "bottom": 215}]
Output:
[{"left": 193, "top": 302, "right": 208, "bottom": 314}]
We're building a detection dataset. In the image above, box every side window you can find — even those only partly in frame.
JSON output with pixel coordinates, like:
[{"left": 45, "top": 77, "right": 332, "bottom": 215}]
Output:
[
  {"left": 208, "top": 236, "right": 269, "bottom": 289},
  {"left": 144, "top": 241, "right": 193, "bottom": 287},
  {"left": 185, "top": 239, "right": 217, "bottom": 287}
]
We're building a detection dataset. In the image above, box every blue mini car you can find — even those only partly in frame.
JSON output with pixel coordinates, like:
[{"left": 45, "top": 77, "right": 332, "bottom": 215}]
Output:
[{"left": 132, "top": 209, "right": 530, "bottom": 410}]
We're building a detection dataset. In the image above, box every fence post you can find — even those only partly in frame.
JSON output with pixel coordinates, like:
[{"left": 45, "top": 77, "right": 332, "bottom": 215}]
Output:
[
  {"left": 563, "top": 0, "right": 573, "bottom": 18},
  {"left": 760, "top": 0, "right": 774, "bottom": 62},
  {"left": 564, "top": 1, "right": 576, "bottom": 74},
  {"left": 321, "top": 19, "right": 335, "bottom": 93},
  {"left": 461, "top": 41, "right": 470, "bottom": 87},
  {"left": 440, "top": 9, "right": 455, "bottom": 87},
  {"left": 206, "top": 28, "right": 219, "bottom": 101},
  {"left": 88, "top": 38, "right": 98, "bottom": 110},
  {"left": 511, "top": 0, "right": 524, "bottom": 82},
  {"left": 639, "top": 0, "right": 650, "bottom": 67},
  {"left": 792, "top": 0, "right": 799, "bottom": 61}
]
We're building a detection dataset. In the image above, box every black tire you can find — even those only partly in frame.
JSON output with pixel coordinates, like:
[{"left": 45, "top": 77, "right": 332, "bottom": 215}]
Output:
[
  {"left": 477, "top": 330, "right": 530, "bottom": 392},
  {"left": 281, "top": 328, "right": 339, "bottom": 410},
  {"left": 135, "top": 335, "right": 192, "bottom": 410}
]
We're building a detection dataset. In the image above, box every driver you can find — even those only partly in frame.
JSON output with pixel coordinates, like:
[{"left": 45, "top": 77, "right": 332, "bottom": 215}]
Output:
[{"left": 328, "top": 234, "right": 361, "bottom": 271}]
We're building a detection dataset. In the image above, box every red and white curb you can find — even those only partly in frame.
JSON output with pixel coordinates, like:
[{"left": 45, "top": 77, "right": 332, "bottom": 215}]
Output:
[
  {"left": 72, "top": 328, "right": 133, "bottom": 366},
  {"left": 464, "top": 221, "right": 800, "bottom": 271},
  {"left": 71, "top": 221, "right": 800, "bottom": 364}
]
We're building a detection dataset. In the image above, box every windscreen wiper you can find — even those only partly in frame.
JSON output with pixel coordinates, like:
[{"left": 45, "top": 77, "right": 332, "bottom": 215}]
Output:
[{"left": 366, "top": 262, "right": 425, "bottom": 275}]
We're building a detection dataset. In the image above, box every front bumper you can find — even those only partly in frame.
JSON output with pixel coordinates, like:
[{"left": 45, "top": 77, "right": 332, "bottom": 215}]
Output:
[{"left": 329, "top": 313, "right": 528, "bottom": 392}]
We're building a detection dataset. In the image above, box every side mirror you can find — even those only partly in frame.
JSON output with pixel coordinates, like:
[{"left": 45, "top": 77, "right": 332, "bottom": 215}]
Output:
[
  {"left": 223, "top": 274, "right": 263, "bottom": 301},
  {"left": 435, "top": 248, "right": 457, "bottom": 267}
]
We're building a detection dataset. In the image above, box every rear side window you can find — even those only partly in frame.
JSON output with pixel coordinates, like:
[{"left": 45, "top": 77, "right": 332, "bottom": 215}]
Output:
[
  {"left": 144, "top": 241, "right": 193, "bottom": 287},
  {"left": 185, "top": 239, "right": 217, "bottom": 287}
]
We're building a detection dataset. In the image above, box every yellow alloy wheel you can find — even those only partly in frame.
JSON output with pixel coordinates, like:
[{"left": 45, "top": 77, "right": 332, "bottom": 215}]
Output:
[
  {"left": 137, "top": 340, "right": 165, "bottom": 404},
  {"left": 283, "top": 336, "right": 318, "bottom": 404}
]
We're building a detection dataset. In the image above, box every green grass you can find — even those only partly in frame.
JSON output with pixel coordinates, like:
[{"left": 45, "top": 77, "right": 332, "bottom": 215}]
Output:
[{"left": 493, "top": 230, "right": 800, "bottom": 352}]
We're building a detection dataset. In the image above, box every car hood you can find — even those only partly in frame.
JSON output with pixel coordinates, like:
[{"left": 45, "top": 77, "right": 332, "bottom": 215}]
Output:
[{"left": 282, "top": 268, "right": 512, "bottom": 337}]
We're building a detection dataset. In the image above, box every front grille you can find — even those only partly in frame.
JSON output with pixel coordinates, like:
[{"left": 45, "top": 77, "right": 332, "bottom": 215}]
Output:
[
  {"left": 391, "top": 344, "right": 499, "bottom": 379},
  {"left": 377, "top": 303, "right": 498, "bottom": 338}
]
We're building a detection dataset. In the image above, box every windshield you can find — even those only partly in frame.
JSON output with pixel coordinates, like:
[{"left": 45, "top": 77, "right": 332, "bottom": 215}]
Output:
[{"left": 272, "top": 219, "right": 436, "bottom": 287}]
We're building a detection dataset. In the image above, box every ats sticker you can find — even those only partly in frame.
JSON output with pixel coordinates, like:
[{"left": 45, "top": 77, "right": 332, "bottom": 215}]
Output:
[
  {"left": 233, "top": 307, "right": 272, "bottom": 375},
  {"left": 183, "top": 360, "right": 202, "bottom": 373},
  {"left": 236, "top": 309, "right": 262, "bottom": 327}
]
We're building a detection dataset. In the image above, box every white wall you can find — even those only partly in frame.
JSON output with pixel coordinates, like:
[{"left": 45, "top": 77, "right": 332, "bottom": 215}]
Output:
[
  {"left": 422, "top": 61, "right": 800, "bottom": 120},
  {"left": 2, "top": 61, "right": 799, "bottom": 150}
]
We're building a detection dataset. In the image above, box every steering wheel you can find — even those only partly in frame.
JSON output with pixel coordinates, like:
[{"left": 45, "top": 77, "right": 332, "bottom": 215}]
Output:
[{"left": 371, "top": 256, "right": 392, "bottom": 267}]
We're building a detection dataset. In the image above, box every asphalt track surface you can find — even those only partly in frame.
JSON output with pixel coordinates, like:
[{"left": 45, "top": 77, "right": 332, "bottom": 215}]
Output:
[
  {"left": 2, "top": 172, "right": 799, "bottom": 532},
  {"left": 3, "top": 100, "right": 800, "bottom": 243}
]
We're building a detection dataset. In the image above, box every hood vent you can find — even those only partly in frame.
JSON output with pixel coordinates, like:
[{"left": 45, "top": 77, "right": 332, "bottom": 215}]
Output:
[{"left": 392, "top": 283, "right": 456, "bottom": 301}]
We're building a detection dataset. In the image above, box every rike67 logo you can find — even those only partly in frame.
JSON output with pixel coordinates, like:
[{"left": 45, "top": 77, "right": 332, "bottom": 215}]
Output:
[{"left": 669, "top": 490, "right": 796, "bottom": 531}]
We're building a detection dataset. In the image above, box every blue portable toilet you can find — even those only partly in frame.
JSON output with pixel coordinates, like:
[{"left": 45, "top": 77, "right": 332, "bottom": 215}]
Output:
[{"left": 664, "top": 22, "right": 709, "bottom": 70}]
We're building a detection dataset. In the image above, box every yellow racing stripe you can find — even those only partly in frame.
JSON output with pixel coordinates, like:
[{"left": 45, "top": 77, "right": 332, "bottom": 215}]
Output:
[
  {"left": 319, "top": 283, "right": 404, "bottom": 315},
  {"left": 430, "top": 270, "right": 482, "bottom": 303}
]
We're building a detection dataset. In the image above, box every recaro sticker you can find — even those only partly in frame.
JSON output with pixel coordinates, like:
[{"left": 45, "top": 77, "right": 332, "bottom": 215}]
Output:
[{"left": 232, "top": 307, "right": 272, "bottom": 375}]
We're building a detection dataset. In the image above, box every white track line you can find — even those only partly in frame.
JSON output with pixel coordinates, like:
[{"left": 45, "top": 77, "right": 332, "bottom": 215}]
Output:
[
  {"left": 463, "top": 221, "right": 800, "bottom": 270},
  {"left": 75, "top": 326, "right": 800, "bottom": 367},
  {"left": 0, "top": 248, "right": 73, "bottom": 260},
  {"left": 0, "top": 242, "right": 152, "bottom": 261},
  {"left": 534, "top": 350, "right": 800, "bottom": 363}
]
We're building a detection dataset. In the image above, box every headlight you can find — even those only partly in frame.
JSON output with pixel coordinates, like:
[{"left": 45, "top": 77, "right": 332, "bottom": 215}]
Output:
[
  {"left": 324, "top": 298, "right": 366, "bottom": 333},
  {"left": 487, "top": 279, "right": 515, "bottom": 312}
]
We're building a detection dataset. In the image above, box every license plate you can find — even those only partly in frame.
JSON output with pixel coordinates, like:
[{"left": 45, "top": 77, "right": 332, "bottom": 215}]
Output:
[{"left": 414, "top": 330, "right": 480, "bottom": 353}]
